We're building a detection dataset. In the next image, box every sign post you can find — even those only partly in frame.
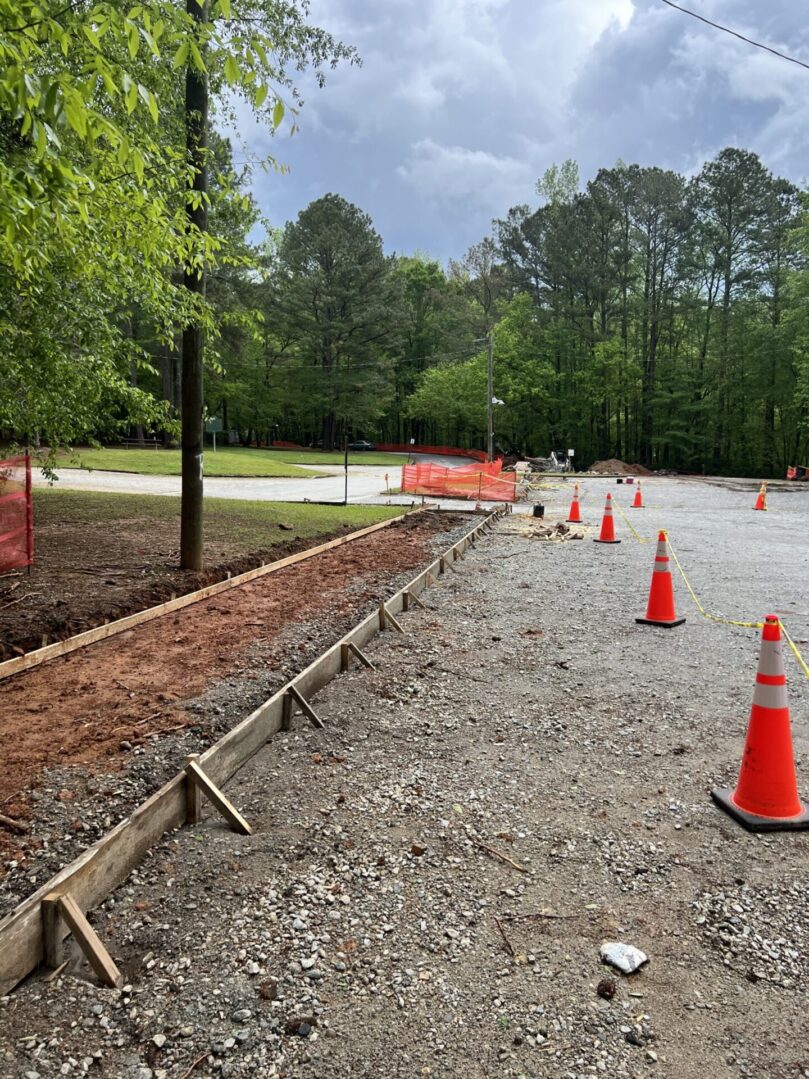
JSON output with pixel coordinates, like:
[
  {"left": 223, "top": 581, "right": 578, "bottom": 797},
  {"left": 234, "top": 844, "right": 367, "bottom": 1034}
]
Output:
[{"left": 205, "top": 417, "right": 223, "bottom": 452}]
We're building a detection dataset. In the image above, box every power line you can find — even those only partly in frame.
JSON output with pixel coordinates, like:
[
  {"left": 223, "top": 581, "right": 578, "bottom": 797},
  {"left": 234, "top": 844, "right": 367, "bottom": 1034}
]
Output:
[{"left": 659, "top": 0, "right": 809, "bottom": 72}]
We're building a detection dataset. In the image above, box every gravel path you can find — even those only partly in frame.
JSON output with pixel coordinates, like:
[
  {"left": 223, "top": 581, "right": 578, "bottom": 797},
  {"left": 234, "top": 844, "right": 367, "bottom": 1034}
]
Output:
[{"left": 1, "top": 479, "right": 808, "bottom": 1079}]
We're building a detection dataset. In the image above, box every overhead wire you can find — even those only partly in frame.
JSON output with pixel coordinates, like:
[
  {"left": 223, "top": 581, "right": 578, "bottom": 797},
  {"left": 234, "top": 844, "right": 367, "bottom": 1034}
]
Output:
[{"left": 659, "top": 0, "right": 809, "bottom": 72}]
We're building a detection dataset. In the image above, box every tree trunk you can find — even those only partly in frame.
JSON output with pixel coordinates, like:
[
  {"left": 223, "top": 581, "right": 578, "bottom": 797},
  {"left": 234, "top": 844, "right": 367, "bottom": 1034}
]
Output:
[{"left": 180, "top": 0, "right": 209, "bottom": 570}]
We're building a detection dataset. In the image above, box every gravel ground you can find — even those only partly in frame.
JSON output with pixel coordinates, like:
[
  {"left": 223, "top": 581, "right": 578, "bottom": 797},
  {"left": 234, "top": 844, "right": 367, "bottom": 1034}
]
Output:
[{"left": 1, "top": 478, "right": 809, "bottom": 1079}]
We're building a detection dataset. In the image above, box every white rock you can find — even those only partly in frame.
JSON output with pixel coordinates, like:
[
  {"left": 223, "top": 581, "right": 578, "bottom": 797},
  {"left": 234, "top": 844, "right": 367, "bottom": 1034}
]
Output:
[{"left": 600, "top": 941, "right": 648, "bottom": 974}]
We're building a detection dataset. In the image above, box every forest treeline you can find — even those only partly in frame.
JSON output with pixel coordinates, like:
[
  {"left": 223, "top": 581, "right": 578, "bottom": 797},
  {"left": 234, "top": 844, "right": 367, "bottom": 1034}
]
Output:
[{"left": 198, "top": 148, "right": 809, "bottom": 475}]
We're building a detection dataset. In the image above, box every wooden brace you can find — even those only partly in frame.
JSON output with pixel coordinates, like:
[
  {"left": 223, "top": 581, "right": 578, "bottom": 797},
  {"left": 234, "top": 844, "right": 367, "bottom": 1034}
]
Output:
[
  {"left": 340, "top": 641, "right": 375, "bottom": 672},
  {"left": 42, "top": 892, "right": 123, "bottom": 989},
  {"left": 378, "top": 602, "right": 405, "bottom": 634},
  {"left": 184, "top": 756, "right": 252, "bottom": 834},
  {"left": 282, "top": 685, "right": 325, "bottom": 731}
]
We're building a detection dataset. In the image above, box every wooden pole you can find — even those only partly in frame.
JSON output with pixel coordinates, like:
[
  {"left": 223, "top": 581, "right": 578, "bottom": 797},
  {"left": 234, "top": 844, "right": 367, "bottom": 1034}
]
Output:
[{"left": 180, "top": 0, "right": 209, "bottom": 570}]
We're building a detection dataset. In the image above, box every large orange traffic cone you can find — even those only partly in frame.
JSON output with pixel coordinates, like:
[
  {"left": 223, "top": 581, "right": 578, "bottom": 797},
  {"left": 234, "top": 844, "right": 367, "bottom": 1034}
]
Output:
[
  {"left": 593, "top": 493, "right": 620, "bottom": 544},
  {"left": 712, "top": 616, "right": 809, "bottom": 831},
  {"left": 635, "top": 531, "right": 685, "bottom": 628},
  {"left": 567, "top": 484, "right": 582, "bottom": 523},
  {"left": 632, "top": 481, "right": 643, "bottom": 509},
  {"left": 753, "top": 483, "right": 767, "bottom": 511}
]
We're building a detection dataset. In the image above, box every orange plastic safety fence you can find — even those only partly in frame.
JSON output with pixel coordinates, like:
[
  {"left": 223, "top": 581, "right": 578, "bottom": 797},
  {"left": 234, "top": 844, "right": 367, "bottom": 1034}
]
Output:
[
  {"left": 0, "top": 455, "right": 34, "bottom": 572},
  {"left": 401, "top": 460, "right": 516, "bottom": 502}
]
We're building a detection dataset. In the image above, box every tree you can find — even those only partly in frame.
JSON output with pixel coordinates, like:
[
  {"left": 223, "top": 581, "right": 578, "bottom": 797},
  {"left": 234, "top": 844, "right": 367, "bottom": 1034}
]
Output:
[
  {"left": 0, "top": 0, "right": 356, "bottom": 565},
  {"left": 270, "top": 194, "right": 403, "bottom": 450}
]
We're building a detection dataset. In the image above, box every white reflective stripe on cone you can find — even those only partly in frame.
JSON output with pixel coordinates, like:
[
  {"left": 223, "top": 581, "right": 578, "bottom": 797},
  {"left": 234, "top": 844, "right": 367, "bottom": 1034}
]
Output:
[
  {"left": 752, "top": 680, "right": 789, "bottom": 711},
  {"left": 757, "top": 636, "right": 785, "bottom": 678}
]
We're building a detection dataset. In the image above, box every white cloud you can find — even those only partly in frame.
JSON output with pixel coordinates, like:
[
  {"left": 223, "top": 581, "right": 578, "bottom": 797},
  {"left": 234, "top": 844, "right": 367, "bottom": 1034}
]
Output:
[
  {"left": 228, "top": 0, "right": 809, "bottom": 260},
  {"left": 396, "top": 138, "right": 534, "bottom": 210}
]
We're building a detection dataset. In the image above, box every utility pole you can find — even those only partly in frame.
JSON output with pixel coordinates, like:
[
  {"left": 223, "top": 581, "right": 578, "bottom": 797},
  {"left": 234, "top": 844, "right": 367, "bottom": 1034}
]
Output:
[
  {"left": 180, "top": 0, "right": 209, "bottom": 570},
  {"left": 486, "top": 330, "right": 494, "bottom": 462}
]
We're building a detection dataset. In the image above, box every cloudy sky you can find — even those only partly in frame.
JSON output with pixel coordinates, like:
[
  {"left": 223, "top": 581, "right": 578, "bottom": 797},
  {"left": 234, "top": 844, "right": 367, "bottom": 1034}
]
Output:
[{"left": 230, "top": 0, "right": 809, "bottom": 262}]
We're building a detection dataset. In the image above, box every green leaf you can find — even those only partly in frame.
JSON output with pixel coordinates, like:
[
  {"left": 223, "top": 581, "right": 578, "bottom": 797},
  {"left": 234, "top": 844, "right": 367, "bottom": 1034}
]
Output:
[
  {"left": 217, "top": 0, "right": 232, "bottom": 16},
  {"left": 189, "top": 40, "right": 205, "bottom": 72},
  {"left": 125, "top": 81, "right": 138, "bottom": 114},
  {"left": 147, "top": 90, "right": 159, "bottom": 124},
  {"left": 272, "top": 99, "right": 284, "bottom": 129},
  {"left": 224, "top": 55, "right": 240, "bottom": 86},
  {"left": 172, "top": 41, "right": 189, "bottom": 69},
  {"left": 64, "top": 95, "right": 88, "bottom": 137},
  {"left": 127, "top": 23, "right": 139, "bottom": 59},
  {"left": 254, "top": 83, "right": 268, "bottom": 108}
]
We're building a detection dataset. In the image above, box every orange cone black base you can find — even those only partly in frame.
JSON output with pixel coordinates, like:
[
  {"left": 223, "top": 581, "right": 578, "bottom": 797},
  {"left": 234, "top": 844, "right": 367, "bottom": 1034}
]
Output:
[
  {"left": 567, "top": 484, "right": 582, "bottom": 524},
  {"left": 712, "top": 615, "right": 809, "bottom": 832},
  {"left": 593, "top": 492, "right": 620, "bottom": 543},
  {"left": 635, "top": 614, "right": 685, "bottom": 628},
  {"left": 635, "top": 531, "right": 685, "bottom": 627},
  {"left": 711, "top": 789, "right": 809, "bottom": 832}
]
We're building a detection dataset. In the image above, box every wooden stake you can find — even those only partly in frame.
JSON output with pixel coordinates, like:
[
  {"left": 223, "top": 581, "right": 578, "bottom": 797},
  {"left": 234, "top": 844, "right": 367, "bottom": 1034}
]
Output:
[
  {"left": 403, "top": 590, "right": 427, "bottom": 611},
  {"left": 185, "top": 755, "right": 203, "bottom": 825},
  {"left": 281, "top": 691, "right": 293, "bottom": 732},
  {"left": 341, "top": 642, "right": 375, "bottom": 672},
  {"left": 378, "top": 601, "right": 387, "bottom": 630},
  {"left": 285, "top": 685, "right": 325, "bottom": 730},
  {"left": 42, "top": 892, "right": 123, "bottom": 988},
  {"left": 184, "top": 759, "right": 252, "bottom": 835}
]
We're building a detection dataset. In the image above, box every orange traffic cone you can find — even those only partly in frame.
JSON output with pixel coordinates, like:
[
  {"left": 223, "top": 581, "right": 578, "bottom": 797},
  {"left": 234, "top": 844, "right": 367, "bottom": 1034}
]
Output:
[
  {"left": 712, "top": 616, "right": 809, "bottom": 831},
  {"left": 567, "top": 484, "right": 582, "bottom": 523},
  {"left": 593, "top": 493, "right": 620, "bottom": 544},
  {"left": 632, "top": 481, "right": 643, "bottom": 509},
  {"left": 753, "top": 483, "right": 767, "bottom": 511},
  {"left": 635, "top": 531, "right": 685, "bottom": 628}
]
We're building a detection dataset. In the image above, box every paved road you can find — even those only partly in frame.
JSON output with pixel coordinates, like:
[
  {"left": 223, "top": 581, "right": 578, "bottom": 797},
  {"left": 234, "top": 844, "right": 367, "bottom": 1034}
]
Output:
[{"left": 34, "top": 454, "right": 479, "bottom": 505}]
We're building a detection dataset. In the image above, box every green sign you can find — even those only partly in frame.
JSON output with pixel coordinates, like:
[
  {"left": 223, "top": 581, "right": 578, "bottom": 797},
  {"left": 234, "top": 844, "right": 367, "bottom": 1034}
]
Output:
[{"left": 205, "top": 417, "right": 223, "bottom": 434}]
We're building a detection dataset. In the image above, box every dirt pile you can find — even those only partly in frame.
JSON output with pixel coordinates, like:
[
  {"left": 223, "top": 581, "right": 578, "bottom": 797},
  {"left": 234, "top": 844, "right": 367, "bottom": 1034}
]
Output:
[{"left": 589, "top": 458, "right": 654, "bottom": 476}]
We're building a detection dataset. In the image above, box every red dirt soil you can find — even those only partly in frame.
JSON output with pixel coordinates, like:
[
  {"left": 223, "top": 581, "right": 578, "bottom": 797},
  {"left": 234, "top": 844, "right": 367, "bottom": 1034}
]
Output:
[{"left": 0, "top": 515, "right": 459, "bottom": 842}]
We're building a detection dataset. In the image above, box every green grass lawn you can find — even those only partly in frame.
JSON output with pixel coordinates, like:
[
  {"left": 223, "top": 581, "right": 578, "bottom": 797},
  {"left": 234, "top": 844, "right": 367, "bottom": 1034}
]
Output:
[
  {"left": 36, "top": 488, "right": 405, "bottom": 552},
  {"left": 56, "top": 446, "right": 325, "bottom": 479},
  {"left": 55, "top": 446, "right": 409, "bottom": 477},
  {"left": 270, "top": 449, "right": 409, "bottom": 467}
]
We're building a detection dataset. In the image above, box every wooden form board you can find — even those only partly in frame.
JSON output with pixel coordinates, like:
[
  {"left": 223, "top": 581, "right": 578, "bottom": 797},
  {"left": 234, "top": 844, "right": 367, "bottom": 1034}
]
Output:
[
  {"left": 0, "top": 508, "right": 504, "bottom": 996},
  {"left": 0, "top": 511, "right": 416, "bottom": 684}
]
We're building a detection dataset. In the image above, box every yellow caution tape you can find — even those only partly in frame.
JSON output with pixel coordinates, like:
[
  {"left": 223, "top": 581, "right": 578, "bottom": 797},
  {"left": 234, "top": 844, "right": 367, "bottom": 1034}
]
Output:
[
  {"left": 613, "top": 501, "right": 652, "bottom": 544},
  {"left": 664, "top": 534, "right": 809, "bottom": 678},
  {"left": 662, "top": 533, "right": 762, "bottom": 630},
  {"left": 779, "top": 621, "right": 809, "bottom": 680}
]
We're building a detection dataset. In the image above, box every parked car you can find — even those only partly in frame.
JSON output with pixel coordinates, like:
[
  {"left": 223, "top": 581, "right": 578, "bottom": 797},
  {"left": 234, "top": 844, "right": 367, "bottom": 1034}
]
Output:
[{"left": 347, "top": 440, "right": 376, "bottom": 451}]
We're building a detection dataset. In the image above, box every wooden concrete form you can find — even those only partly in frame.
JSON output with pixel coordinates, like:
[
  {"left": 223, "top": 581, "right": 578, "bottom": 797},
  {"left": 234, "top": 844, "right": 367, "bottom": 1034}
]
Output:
[
  {"left": 0, "top": 511, "right": 417, "bottom": 684},
  {"left": 0, "top": 508, "right": 505, "bottom": 997}
]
